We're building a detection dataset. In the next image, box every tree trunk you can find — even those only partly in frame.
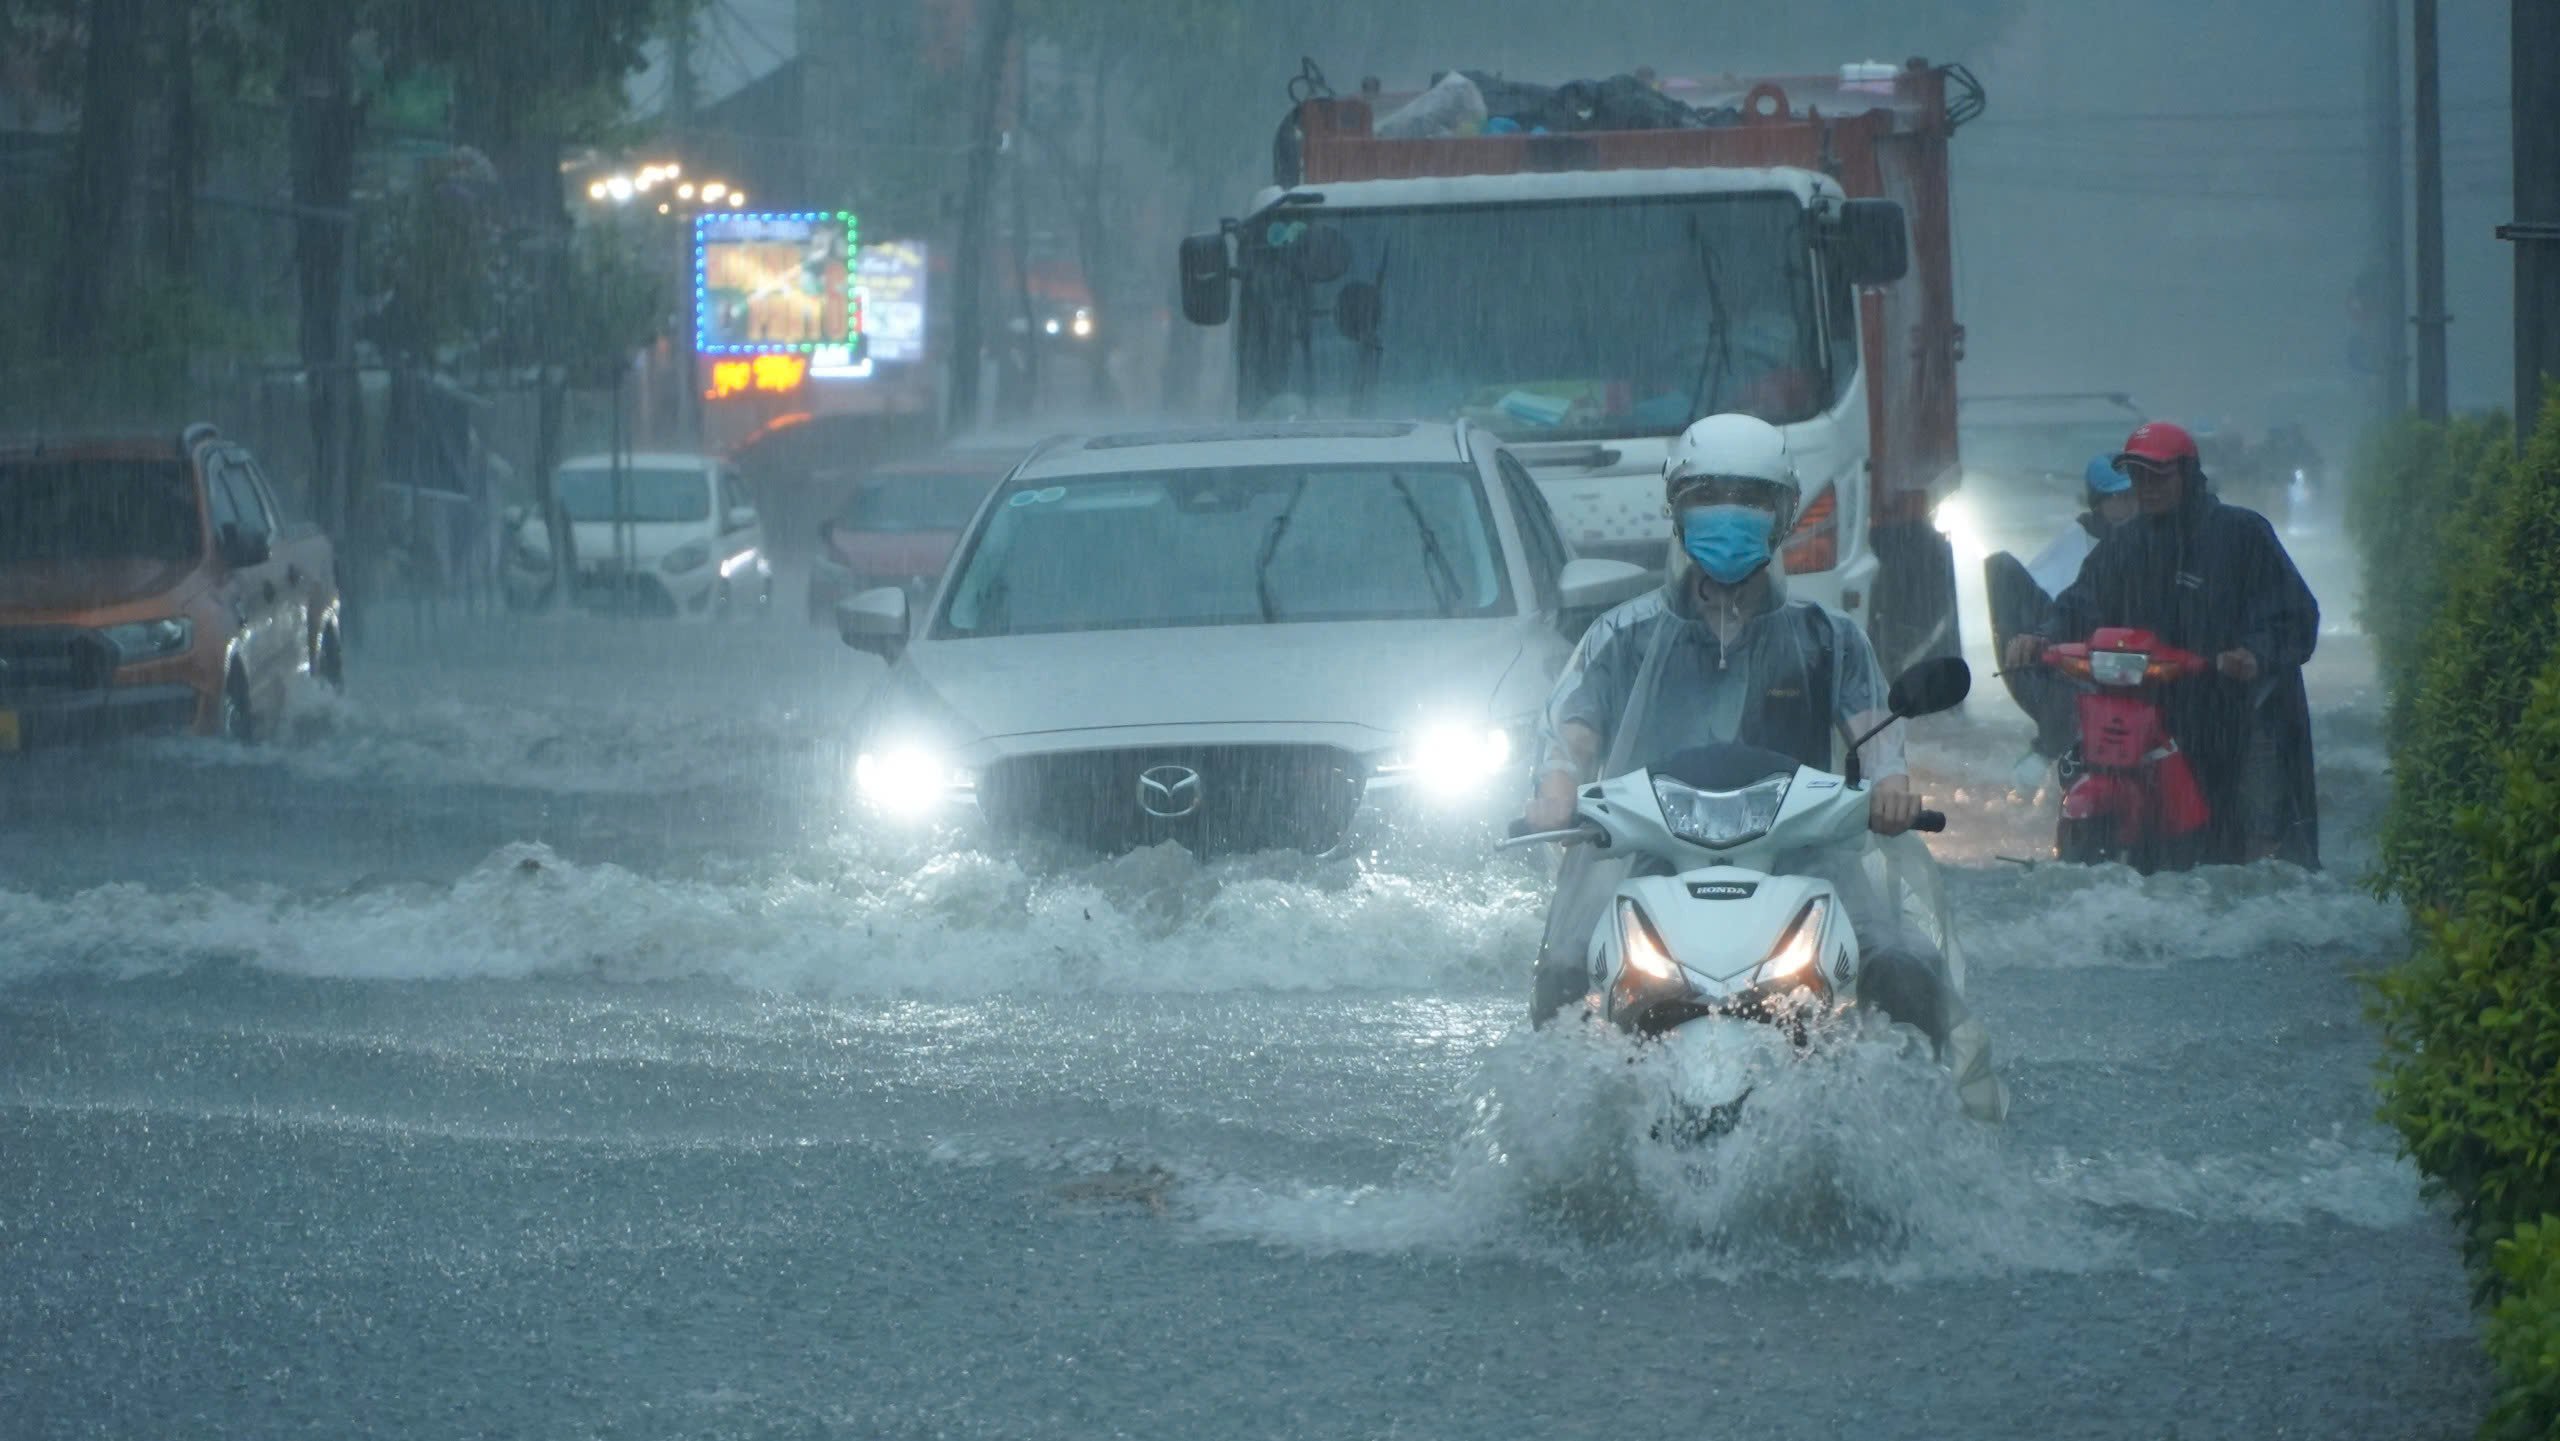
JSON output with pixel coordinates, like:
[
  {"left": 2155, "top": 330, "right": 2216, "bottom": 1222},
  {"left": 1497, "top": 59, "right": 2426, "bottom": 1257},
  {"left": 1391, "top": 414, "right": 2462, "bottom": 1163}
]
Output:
[
  {"left": 159, "top": 0, "right": 195, "bottom": 283},
  {"left": 946, "top": 0, "right": 1017, "bottom": 433},
  {"left": 287, "top": 2, "right": 356, "bottom": 547},
  {"left": 47, "top": 0, "right": 147, "bottom": 359},
  {"left": 1003, "top": 77, "right": 1039, "bottom": 422},
  {"left": 1082, "top": 47, "right": 1113, "bottom": 406}
]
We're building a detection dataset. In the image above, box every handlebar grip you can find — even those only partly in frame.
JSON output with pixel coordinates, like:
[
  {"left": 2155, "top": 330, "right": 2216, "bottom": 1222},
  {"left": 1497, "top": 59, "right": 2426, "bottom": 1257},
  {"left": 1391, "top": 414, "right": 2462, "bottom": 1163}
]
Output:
[{"left": 1914, "top": 810, "right": 1947, "bottom": 833}]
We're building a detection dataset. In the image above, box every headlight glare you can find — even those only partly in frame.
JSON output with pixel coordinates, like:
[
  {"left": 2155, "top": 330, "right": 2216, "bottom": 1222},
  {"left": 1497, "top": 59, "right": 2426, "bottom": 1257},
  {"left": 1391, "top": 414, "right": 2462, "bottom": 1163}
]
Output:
[
  {"left": 855, "top": 744, "right": 966, "bottom": 817},
  {"left": 1652, "top": 773, "right": 1790, "bottom": 849},
  {"left": 1395, "top": 722, "right": 1516, "bottom": 796},
  {"left": 102, "top": 616, "right": 194, "bottom": 663},
  {"left": 1616, "top": 900, "right": 1681, "bottom": 984}
]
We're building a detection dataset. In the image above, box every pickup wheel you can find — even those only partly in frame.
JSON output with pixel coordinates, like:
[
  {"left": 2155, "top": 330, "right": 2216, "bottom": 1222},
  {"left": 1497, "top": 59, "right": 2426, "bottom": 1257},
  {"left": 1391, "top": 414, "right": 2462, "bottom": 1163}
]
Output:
[
  {"left": 221, "top": 665, "right": 258, "bottom": 744},
  {"left": 314, "top": 625, "right": 344, "bottom": 692}
]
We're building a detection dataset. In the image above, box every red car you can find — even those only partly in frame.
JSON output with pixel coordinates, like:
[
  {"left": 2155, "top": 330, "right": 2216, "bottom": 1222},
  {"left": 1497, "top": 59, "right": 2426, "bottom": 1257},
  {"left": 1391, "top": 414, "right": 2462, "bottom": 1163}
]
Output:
[{"left": 807, "top": 445, "right": 1021, "bottom": 623}]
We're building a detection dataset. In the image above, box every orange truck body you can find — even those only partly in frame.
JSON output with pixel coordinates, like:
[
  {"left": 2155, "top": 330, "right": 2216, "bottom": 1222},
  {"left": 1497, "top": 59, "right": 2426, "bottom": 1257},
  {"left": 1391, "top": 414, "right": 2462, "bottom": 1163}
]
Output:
[{"left": 0, "top": 426, "right": 342, "bottom": 750}]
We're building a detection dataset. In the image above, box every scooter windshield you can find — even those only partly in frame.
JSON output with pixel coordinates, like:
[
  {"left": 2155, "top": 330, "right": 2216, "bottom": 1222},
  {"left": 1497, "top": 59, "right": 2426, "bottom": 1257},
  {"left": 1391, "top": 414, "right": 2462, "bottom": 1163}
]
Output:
[{"left": 1648, "top": 742, "right": 1804, "bottom": 793}]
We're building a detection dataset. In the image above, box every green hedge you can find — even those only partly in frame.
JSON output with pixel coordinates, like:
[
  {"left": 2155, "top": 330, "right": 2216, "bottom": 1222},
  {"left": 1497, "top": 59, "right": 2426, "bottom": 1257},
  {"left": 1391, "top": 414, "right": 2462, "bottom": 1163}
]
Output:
[
  {"left": 2375, "top": 656, "right": 2560, "bottom": 1439},
  {"left": 2487, "top": 1217, "right": 2560, "bottom": 1441},
  {"left": 2344, "top": 414, "right": 2513, "bottom": 747},
  {"left": 2378, "top": 396, "right": 2560, "bottom": 908}
]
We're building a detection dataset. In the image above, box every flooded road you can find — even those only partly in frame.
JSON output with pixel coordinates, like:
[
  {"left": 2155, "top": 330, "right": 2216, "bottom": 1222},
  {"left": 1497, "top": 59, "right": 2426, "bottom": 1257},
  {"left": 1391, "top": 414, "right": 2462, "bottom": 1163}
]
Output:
[{"left": 0, "top": 598, "right": 2486, "bottom": 1439}]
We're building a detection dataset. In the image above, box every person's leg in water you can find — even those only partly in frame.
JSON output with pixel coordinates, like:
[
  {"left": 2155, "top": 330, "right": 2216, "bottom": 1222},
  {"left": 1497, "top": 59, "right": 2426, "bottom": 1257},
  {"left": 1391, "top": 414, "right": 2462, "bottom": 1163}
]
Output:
[
  {"left": 1530, "top": 847, "right": 1640, "bottom": 1025},
  {"left": 1787, "top": 847, "right": 1950, "bottom": 1050}
]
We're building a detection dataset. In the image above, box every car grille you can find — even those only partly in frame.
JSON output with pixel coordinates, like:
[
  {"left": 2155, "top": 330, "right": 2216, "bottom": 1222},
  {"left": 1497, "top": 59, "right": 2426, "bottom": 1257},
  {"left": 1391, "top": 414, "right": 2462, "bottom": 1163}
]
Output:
[
  {"left": 571, "top": 570, "right": 677, "bottom": 617},
  {"left": 978, "top": 744, "right": 1369, "bottom": 857},
  {"left": 0, "top": 627, "right": 116, "bottom": 700}
]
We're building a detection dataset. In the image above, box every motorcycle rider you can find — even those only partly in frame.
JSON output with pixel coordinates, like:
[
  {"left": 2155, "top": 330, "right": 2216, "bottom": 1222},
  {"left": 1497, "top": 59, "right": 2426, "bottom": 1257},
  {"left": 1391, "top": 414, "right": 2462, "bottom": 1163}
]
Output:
[
  {"left": 1986, "top": 455, "right": 2141, "bottom": 790},
  {"left": 1524, "top": 415, "right": 2000, "bottom": 1117},
  {"left": 2002, "top": 421, "right": 2322, "bottom": 867}
]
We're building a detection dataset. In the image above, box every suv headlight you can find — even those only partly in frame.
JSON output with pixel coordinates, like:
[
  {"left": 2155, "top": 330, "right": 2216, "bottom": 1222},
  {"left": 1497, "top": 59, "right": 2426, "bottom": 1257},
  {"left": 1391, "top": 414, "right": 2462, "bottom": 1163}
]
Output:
[
  {"left": 662, "top": 541, "right": 712, "bottom": 574},
  {"left": 1651, "top": 773, "right": 1790, "bottom": 849},
  {"left": 101, "top": 617, "right": 194, "bottom": 664}
]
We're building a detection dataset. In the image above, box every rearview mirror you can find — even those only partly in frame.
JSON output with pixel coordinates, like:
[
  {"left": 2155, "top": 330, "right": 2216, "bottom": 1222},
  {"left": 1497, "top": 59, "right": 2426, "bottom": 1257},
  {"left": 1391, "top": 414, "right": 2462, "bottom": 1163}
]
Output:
[
  {"left": 1178, "top": 233, "right": 1231, "bottom": 326},
  {"left": 1557, "top": 556, "right": 1653, "bottom": 611},
  {"left": 1827, "top": 198, "right": 1910, "bottom": 286},
  {"left": 1887, "top": 656, "right": 1971, "bottom": 719},
  {"left": 836, "top": 586, "right": 911, "bottom": 662}
]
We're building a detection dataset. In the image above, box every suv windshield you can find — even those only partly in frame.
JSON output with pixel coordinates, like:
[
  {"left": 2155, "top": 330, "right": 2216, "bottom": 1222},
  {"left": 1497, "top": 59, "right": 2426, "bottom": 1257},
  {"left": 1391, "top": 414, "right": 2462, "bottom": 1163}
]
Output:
[
  {"left": 938, "top": 463, "right": 1510, "bottom": 638},
  {"left": 555, "top": 466, "right": 710, "bottom": 523},
  {"left": 1236, "top": 193, "right": 1827, "bottom": 442},
  {"left": 846, "top": 474, "right": 991, "bottom": 533},
  {"left": 0, "top": 459, "right": 200, "bottom": 566}
]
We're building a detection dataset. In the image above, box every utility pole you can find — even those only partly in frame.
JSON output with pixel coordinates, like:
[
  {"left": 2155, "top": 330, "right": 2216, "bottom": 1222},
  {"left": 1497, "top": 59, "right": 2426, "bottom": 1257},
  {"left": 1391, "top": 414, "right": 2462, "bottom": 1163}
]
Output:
[
  {"left": 2367, "top": 0, "right": 2410, "bottom": 419},
  {"left": 2511, "top": 0, "right": 2560, "bottom": 438},
  {"left": 669, "top": 8, "right": 700, "bottom": 450},
  {"left": 2412, "top": 0, "right": 2448, "bottom": 421}
]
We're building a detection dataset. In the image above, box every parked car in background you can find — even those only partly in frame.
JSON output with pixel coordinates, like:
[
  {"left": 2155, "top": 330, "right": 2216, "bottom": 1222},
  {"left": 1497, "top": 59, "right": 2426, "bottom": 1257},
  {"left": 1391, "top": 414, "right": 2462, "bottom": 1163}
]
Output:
[
  {"left": 806, "top": 443, "right": 1026, "bottom": 623},
  {"left": 0, "top": 424, "right": 342, "bottom": 748},
  {"left": 506, "top": 452, "right": 770, "bottom": 618},
  {"left": 838, "top": 420, "right": 1651, "bottom": 857}
]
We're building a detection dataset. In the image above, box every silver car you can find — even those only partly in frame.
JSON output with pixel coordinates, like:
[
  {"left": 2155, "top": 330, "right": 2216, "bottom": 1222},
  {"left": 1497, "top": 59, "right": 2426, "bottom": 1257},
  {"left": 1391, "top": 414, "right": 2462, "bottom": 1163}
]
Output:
[{"left": 836, "top": 420, "right": 1651, "bottom": 857}]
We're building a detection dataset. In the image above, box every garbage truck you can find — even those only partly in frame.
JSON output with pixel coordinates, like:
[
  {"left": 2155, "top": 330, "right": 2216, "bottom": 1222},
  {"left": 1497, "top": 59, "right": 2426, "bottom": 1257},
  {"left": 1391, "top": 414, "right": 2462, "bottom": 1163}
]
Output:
[{"left": 1176, "top": 60, "right": 1983, "bottom": 672}]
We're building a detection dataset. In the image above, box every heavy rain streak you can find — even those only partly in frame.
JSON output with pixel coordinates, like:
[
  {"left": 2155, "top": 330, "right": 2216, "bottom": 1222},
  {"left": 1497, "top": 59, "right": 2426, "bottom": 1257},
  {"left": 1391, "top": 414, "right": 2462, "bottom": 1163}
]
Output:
[{"left": 2, "top": 2, "right": 2545, "bottom": 1438}]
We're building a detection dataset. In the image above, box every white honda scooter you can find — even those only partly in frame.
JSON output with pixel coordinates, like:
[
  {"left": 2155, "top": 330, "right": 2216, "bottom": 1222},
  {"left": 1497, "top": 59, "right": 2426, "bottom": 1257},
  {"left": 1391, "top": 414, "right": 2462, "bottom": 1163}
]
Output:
[{"left": 1505, "top": 657, "right": 2006, "bottom": 1131}]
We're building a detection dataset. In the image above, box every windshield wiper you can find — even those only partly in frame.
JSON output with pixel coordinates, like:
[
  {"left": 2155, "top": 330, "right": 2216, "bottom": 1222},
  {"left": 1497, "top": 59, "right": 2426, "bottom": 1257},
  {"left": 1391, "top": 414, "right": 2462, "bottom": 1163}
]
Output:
[
  {"left": 1254, "top": 475, "right": 1312, "bottom": 621},
  {"left": 1386, "top": 474, "right": 1461, "bottom": 618},
  {"left": 1681, "top": 216, "right": 1735, "bottom": 425}
]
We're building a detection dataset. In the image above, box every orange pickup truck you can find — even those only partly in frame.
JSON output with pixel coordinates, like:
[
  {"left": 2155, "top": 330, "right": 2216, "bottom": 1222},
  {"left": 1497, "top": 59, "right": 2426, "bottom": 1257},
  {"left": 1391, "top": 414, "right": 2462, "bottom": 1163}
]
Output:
[{"left": 0, "top": 424, "right": 343, "bottom": 749}]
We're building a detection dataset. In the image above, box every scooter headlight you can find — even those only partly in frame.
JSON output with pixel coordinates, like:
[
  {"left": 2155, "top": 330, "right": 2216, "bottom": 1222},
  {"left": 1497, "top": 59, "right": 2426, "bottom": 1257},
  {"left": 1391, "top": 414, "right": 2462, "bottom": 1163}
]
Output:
[
  {"left": 2088, "top": 649, "right": 2151, "bottom": 688},
  {"left": 1652, "top": 774, "right": 1790, "bottom": 849},
  {"left": 1755, "top": 898, "right": 1829, "bottom": 988},
  {"left": 1617, "top": 899, "right": 1681, "bottom": 983}
]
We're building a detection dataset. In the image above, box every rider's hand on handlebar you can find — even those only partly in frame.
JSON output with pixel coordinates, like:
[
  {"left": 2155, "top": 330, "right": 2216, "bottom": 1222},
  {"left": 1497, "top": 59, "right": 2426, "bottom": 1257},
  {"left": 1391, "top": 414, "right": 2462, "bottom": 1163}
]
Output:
[
  {"left": 1868, "top": 776, "right": 1923, "bottom": 836},
  {"left": 2216, "top": 647, "right": 2262, "bottom": 683},
  {"left": 2003, "top": 633, "right": 2046, "bottom": 671},
  {"left": 1523, "top": 773, "right": 1580, "bottom": 833}
]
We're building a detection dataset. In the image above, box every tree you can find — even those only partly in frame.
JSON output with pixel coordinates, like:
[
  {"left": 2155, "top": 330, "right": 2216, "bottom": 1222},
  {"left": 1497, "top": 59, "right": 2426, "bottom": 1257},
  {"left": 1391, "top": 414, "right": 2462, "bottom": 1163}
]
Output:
[{"left": 45, "top": 0, "right": 145, "bottom": 359}]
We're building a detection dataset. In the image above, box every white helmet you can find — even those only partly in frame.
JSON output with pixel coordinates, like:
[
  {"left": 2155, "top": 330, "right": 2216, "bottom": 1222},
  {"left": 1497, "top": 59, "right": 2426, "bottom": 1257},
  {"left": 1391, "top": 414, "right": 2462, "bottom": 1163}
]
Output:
[{"left": 1663, "top": 413, "right": 1801, "bottom": 531}]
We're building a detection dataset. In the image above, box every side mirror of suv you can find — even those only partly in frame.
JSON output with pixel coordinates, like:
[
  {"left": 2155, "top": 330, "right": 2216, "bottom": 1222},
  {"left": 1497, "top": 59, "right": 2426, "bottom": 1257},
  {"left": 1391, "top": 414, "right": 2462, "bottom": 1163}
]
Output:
[{"left": 219, "top": 523, "right": 271, "bottom": 570}]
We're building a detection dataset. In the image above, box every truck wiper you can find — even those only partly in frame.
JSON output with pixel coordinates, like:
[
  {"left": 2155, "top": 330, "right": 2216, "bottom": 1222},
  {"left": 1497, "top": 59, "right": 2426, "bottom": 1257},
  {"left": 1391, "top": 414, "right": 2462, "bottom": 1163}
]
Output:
[
  {"left": 1387, "top": 473, "right": 1461, "bottom": 617},
  {"left": 1254, "top": 475, "right": 1312, "bottom": 621},
  {"left": 1681, "top": 217, "right": 1734, "bottom": 424}
]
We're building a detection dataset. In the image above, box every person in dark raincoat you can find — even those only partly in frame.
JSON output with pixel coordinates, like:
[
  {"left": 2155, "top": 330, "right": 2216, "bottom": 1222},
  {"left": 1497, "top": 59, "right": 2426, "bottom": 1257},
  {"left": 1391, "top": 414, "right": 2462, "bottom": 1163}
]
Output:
[{"left": 2003, "top": 421, "right": 2322, "bottom": 868}]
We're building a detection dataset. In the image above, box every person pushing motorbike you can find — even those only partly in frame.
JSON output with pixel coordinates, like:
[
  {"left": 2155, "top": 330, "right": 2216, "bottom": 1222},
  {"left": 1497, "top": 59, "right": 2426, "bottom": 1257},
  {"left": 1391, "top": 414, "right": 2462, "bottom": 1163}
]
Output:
[
  {"left": 1985, "top": 455, "right": 2141, "bottom": 791},
  {"left": 2002, "top": 422, "right": 2322, "bottom": 867},
  {"left": 1523, "top": 415, "right": 1965, "bottom": 1062}
]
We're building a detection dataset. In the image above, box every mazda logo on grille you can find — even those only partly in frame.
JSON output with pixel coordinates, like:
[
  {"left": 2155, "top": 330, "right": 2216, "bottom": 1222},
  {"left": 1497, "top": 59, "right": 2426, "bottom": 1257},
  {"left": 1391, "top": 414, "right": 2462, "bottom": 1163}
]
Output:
[{"left": 1136, "top": 764, "right": 1203, "bottom": 819}]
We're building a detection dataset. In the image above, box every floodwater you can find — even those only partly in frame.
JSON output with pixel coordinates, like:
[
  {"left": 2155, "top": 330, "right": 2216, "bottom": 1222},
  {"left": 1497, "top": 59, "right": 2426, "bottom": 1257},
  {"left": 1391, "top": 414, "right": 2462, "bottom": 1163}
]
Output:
[{"left": 0, "top": 545, "right": 2486, "bottom": 1438}]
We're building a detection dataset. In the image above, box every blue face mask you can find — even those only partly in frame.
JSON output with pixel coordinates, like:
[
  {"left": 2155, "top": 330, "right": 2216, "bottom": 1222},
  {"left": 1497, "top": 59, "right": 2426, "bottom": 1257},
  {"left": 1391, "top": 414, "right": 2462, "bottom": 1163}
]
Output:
[{"left": 1680, "top": 504, "right": 1777, "bottom": 585}]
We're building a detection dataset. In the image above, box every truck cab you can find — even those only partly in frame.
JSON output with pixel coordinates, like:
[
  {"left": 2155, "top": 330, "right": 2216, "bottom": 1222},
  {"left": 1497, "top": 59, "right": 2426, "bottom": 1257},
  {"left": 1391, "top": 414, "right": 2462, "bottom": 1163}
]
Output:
[{"left": 1180, "top": 63, "right": 1978, "bottom": 674}]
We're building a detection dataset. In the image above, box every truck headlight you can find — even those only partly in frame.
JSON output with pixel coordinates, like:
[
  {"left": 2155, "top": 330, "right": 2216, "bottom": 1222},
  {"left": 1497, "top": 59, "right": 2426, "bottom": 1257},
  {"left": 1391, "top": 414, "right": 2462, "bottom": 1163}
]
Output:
[
  {"left": 662, "top": 541, "right": 712, "bottom": 574},
  {"left": 101, "top": 616, "right": 194, "bottom": 664}
]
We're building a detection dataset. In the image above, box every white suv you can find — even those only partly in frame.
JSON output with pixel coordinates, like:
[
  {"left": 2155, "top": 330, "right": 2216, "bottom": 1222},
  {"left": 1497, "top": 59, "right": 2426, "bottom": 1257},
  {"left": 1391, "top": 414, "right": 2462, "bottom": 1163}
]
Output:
[
  {"left": 509, "top": 452, "right": 772, "bottom": 618},
  {"left": 837, "top": 420, "right": 1650, "bottom": 856}
]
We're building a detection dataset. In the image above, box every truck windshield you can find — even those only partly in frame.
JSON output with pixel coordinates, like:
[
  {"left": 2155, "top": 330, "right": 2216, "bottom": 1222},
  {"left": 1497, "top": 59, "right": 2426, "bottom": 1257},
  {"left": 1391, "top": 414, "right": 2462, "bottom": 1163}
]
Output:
[
  {"left": 937, "top": 463, "right": 1510, "bottom": 638},
  {"left": 0, "top": 459, "right": 201, "bottom": 566},
  {"left": 1236, "top": 193, "right": 1826, "bottom": 442},
  {"left": 555, "top": 466, "right": 710, "bottom": 523}
]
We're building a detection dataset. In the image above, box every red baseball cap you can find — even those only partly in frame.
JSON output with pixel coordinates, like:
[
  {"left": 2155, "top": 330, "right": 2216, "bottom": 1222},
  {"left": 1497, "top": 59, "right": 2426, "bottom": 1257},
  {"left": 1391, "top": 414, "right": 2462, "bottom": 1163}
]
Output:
[{"left": 2116, "top": 421, "right": 2198, "bottom": 468}]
